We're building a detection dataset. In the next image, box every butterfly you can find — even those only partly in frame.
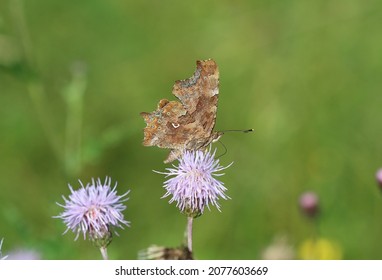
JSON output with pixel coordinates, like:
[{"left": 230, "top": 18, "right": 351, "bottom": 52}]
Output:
[{"left": 140, "top": 59, "right": 223, "bottom": 163}]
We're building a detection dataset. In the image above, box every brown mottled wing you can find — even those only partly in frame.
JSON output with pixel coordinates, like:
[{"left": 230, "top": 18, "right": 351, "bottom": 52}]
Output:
[
  {"left": 171, "top": 59, "right": 219, "bottom": 145},
  {"left": 140, "top": 99, "right": 187, "bottom": 150},
  {"left": 140, "top": 59, "right": 220, "bottom": 162}
]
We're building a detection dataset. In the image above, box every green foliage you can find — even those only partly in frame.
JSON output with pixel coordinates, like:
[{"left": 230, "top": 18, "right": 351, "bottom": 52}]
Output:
[{"left": 1, "top": 0, "right": 382, "bottom": 259}]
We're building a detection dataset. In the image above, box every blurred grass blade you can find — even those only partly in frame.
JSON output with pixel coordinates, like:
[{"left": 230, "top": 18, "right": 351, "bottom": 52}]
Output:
[{"left": 62, "top": 62, "right": 87, "bottom": 177}]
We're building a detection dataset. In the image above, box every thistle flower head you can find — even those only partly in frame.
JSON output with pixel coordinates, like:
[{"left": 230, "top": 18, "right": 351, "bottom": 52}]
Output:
[
  {"left": 157, "top": 149, "right": 232, "bottom": 216},
  {"left": 55, "top": 177, "right": 130, "bottom": 245}
]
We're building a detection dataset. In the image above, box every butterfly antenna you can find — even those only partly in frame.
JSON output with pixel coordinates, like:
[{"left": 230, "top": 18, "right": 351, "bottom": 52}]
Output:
[
  {"left": 221, "top": 129, "right": 254, "bottom": 133},
  {"left": 216, "top": 139, "right": 228, "bottom": 159}
]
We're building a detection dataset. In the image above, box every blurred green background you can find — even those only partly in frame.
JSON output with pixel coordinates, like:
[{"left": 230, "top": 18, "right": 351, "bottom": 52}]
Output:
[{"left": 1, "top": 0, "right": 382, "bottom": 260}]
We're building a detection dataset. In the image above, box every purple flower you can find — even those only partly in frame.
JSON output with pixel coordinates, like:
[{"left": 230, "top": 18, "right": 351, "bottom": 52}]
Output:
[
  {"left": 299, "top": 191, "right": 319, "bottom": 217},
  {"left": 55, "top": 177, "right": 130, "bottom": 243},
  {"left": 156, "top": 149, "right": 232, "bottom": 215},
  {"left": 376, "top": 168, "right": 382, "bottom": 188},
  {"left": 6, "top": 249, "right": 41, "bottom": 260}
]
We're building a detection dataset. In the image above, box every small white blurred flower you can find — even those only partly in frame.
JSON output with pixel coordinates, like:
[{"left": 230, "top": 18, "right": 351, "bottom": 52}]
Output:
[{"left": 261, "top": 236, "right": 295, "bottom": 260}]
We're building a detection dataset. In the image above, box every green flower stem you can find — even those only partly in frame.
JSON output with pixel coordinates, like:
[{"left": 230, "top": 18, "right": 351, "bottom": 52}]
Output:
[
  {"left": 187, "top": 216, "right": 193, "bottom": 252},
  {"left": 100, "top": 246, "right": 109, "bottom": 260}
]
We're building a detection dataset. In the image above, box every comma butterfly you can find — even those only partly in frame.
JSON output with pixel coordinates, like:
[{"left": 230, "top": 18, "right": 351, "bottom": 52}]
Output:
[
  {"left": 140, "top": 59, "right": 223, "bottom": 163},
  {"left": 140, "top": 59, "right": 256, "bottom": 163}
]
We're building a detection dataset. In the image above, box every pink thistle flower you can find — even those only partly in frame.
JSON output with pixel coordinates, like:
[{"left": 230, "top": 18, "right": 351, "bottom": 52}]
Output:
[
  {"left": 156, "top": 149, "right": 232, "bottom": 215},
  {"left": 55, "top": 177, "right": 130, "bottom": 243}
]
